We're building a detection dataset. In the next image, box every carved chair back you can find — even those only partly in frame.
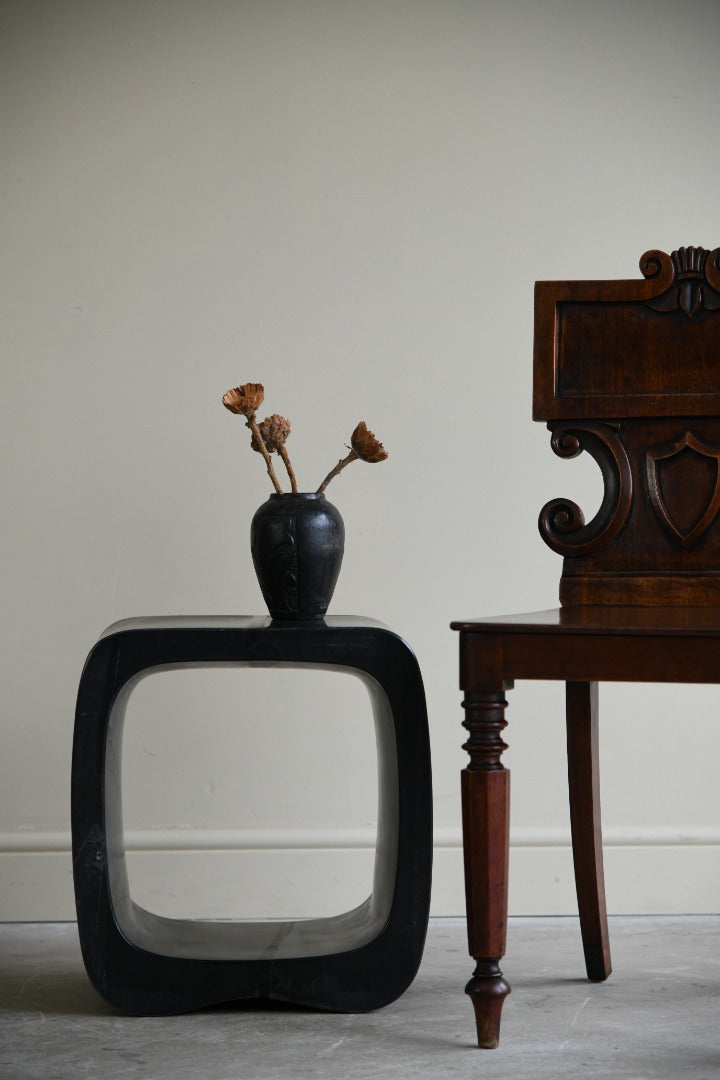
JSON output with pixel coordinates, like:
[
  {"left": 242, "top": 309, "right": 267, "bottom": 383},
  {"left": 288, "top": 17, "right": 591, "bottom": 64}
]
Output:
[{"left": 534, "top": 246, "right": 720, "bottom": 606}]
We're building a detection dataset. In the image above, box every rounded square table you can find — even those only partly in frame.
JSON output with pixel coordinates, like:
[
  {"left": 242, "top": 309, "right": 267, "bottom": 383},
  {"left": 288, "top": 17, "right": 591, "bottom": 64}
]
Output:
[{"left": 71, "top": 616, "right": 433, "bottom": 1015}]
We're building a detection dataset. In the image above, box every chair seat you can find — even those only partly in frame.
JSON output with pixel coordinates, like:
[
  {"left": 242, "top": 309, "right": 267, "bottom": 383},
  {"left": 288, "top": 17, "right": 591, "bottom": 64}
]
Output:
[
  {"left": 452, "top": 607, "right": 720, "bottom": 684},
  {"left": 453, "top": 606, "right": 720, "bottom": 634}
]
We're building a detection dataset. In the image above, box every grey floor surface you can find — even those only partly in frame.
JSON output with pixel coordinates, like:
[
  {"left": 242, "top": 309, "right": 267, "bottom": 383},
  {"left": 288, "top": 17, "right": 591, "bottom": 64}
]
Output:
[{"left": 1, "top": 917, "right": 719, "bottom": 1080}]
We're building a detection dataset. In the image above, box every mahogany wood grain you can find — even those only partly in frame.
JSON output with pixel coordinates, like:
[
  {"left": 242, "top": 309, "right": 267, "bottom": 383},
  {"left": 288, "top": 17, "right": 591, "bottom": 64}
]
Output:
[
  {"left": 453, "top": 246, "right": 720, "bottom": 1047},
  {"left": 460, "top": 689, "right": 511, "bottom": 1047},
  {"left": 566, "top": 681, "right": 611, "bottom": 982}
]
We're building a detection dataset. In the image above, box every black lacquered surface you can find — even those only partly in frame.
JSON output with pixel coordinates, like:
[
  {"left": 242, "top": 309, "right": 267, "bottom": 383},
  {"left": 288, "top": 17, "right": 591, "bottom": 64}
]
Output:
[{"left": 72, "top": 616, "right": 432, "bottom": 1015}]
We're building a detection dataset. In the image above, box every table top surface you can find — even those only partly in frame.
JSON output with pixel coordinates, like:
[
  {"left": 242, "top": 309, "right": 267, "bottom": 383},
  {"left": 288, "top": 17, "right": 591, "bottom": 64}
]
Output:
[{"left": 98, "top": 614, "right": 391, "bottom": 640}]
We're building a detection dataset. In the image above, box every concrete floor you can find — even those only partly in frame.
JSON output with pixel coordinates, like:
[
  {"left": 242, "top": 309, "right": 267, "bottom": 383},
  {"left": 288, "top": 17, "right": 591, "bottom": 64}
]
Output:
[{"left": 1, "top": 917, "right": 719, "bottom": 1080}]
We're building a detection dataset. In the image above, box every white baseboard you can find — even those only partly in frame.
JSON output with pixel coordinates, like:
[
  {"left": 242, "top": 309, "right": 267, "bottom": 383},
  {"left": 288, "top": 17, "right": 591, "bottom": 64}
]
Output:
[{"left": 2, "top": 827, "right": 719, "bottom": 921}]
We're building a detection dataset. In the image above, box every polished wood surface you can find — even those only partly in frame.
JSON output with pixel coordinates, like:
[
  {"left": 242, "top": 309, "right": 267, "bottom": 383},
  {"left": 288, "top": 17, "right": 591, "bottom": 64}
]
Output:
[
  {"left": 460, "top": 689, "right": 511, "bottom": 1048},
  {"left": 453, "top": 604, "right": 720, "bottom": 633},
  {"left": 566, "top": 681, "right": 611, "bottom": 982},
  {"left": 533, "top": 246, "right": 720, "bottom": 421},
  {"left": 453, "top": 246, "right": 720, "bottom": 1047},
  {"left": 534, "top": 247, "right": 720, "bottom": 606}
]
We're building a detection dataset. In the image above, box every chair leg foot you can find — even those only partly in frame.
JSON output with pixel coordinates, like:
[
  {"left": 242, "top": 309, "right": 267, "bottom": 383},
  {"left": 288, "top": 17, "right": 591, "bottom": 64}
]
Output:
[{"left": 465, "top": 961, "right": 511, "bottom": 1048}]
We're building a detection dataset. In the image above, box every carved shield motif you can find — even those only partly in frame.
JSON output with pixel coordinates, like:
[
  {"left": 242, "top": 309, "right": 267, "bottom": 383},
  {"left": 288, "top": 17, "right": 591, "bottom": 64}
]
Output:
[{"left": 646, "top": 432, "right": 720, "bottom": 548}]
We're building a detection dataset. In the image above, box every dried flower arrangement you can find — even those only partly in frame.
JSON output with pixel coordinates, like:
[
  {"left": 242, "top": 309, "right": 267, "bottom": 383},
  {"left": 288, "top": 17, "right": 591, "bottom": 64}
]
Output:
[{"left": 222, "top": 382, "right": 388, "bottom": 494}]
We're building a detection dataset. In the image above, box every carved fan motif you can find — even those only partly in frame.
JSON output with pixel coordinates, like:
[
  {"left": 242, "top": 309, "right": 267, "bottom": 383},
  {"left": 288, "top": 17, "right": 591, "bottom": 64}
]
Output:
[{"left": 644, "top": 246, "right": 720, "bottom": 318}]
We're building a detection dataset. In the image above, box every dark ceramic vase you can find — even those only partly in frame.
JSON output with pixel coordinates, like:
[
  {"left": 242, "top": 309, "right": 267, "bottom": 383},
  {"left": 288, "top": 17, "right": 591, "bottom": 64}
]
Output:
[{"left": 250, "top": 493, "right": 345, "bottom": 620}]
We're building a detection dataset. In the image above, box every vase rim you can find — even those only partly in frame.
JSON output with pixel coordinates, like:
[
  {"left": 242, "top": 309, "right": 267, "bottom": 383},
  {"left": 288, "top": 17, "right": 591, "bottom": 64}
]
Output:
[{"left": 268, "top": 491, "right": 325, "bottom": 499}]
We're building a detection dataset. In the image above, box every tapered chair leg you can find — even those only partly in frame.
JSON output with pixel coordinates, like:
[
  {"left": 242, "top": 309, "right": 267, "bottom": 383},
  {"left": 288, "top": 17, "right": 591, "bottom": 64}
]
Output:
[
  {"left": 566, "top": 680, "right": 611, "bottom": 982},
  {"left": 461, "top": 687, "right": 511, "bottom": 1048}
]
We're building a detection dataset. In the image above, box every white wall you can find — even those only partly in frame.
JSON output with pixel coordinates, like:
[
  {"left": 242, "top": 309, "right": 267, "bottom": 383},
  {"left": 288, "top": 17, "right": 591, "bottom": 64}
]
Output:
[{"left": 3, "top": 0, "right": 720, "bottom": 921}]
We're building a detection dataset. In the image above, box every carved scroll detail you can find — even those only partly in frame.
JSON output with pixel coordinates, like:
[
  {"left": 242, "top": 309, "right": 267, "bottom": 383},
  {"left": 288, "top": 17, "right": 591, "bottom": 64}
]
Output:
[
  {"left": 644, "top": 246, "right": 720, "bottom": 318},
  {"left": 538, "top": 422, "right": 633, "bottom": 558},
  {"left": 639, "top": 248, "right": 675, "bottom": 287}
]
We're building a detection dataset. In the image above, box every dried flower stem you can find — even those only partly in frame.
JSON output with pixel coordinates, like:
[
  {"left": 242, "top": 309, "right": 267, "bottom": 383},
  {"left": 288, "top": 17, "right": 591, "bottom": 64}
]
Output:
[
  {"left": 316, "top": 449, "right": 358, "bottom": 494},
  {"left": 279, "top": 447, "right": 298, "bottom": 493},
  {"left": 246, "top": 416, "right": 283, "bottom": 493}
]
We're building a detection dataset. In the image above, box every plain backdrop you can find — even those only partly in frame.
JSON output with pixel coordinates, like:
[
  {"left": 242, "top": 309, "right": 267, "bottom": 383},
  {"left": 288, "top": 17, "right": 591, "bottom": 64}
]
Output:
[{"left": 3, "top": 0, "right": 720, "bottom": 920}]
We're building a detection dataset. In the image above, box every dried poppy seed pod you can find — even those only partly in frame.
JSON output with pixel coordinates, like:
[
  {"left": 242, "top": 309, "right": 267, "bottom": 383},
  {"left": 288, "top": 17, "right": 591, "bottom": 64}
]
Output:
[
  {"left": 351, "top": 421, "right": 388, "bottom": 463},
  {"left": 222, "top": 383, "right": 265, "bottom": 416},
  {"left": 223, "top": 382, "right": 282, "bottom": 493},
  {"left": 251, "top": 413, "right": 297, "bottom": 492},
  {"left": 251, "top": 414, "right": 291, "bottom": 454},
  {"left": 316, "top": 421, "right": 388, "bottom": 493}
]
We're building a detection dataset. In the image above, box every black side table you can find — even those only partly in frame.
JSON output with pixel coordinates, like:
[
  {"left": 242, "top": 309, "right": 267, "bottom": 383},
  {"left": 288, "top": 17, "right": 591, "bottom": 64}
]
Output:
[{"left": 71, "top": 616, "right": 433, "bottom": 1015}]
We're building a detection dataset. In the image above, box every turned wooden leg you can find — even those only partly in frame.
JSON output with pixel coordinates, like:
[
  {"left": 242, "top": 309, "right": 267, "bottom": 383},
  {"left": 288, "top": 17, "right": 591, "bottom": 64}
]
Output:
[
  {"left": 566, "top": 681, "right": 611, "bottom": 982},
  {"left": 461, "top": 688, "right": 511, "bottom": 1048}
]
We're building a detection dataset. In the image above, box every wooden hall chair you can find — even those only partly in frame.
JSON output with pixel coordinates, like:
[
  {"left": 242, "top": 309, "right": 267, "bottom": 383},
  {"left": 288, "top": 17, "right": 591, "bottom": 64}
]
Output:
[{"left": 451, "top": 245, "right": 720, "bottom": 1048}]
